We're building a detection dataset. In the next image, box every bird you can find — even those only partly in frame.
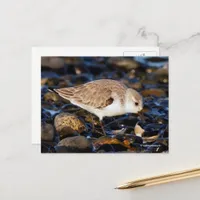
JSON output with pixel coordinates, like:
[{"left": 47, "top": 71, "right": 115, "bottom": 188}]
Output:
[{"left": 53, "top": 79, "right": 143, "bottom": 135}]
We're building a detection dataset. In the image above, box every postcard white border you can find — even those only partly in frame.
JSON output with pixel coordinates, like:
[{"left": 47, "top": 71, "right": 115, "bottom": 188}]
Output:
[{"left": 32, "top": 47, "right": 159, "bottom": 144}]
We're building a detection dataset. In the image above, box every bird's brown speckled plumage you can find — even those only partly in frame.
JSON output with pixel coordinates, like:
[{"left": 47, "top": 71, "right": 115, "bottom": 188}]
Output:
[{"left": 54, "top": 79, "right": 127, "bottom": 109}]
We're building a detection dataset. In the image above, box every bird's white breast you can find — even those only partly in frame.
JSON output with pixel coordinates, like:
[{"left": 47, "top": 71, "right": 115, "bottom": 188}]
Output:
[
  {"left": 101, "top": 99, "right": 125, "bottom": 118},
  {"left": 71, "top": 98, "right": 125, "bottom": 120}
]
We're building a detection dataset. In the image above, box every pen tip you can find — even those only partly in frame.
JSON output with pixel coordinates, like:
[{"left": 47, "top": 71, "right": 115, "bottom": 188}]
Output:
[
  {"left": 115, "top": 183, "right": 145, "bottom": 190},
  {"left": 115, "top": 185, "right": 129, "bottom": 189}
]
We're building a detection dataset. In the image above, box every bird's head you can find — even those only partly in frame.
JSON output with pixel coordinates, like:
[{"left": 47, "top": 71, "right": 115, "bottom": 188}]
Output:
[{"left": 125, "top": 88, "right": 143, "bottom": 114}]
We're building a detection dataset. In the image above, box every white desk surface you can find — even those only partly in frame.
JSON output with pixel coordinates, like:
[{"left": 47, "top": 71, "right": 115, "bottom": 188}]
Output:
[{"left": 1, "top": 0, "right": 200, "bottom": 199}]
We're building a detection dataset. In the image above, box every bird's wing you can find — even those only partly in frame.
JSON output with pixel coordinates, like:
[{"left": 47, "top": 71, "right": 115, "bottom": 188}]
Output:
[
  {"left": 54, "top": 87, "right": 76, "bottom": 101},
  {"left": 55, "top": 79, "right": 126, "bottom": 109},
  {"left": 74, "top": 82, "right": 114, "bottom": 109}
]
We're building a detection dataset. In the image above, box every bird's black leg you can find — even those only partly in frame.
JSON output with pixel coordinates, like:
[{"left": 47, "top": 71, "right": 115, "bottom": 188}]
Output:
[
  {"left": 138, "top": 111, "right": 145, "bottom": 121},
  {"left": 100, "top": 120, "right": 106, "bottom": 136},
  {"left": 90, "top": 114, "right": 95, "bottom": 133}
]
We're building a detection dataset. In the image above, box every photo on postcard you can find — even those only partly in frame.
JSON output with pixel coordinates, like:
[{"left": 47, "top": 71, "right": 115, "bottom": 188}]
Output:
[{"left": 41, "top": 56, "right": 168, "bottom": 153}]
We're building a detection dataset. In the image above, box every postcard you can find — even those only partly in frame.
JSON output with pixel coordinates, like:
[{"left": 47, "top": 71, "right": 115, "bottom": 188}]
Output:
[{"left": 32, "top": 47, "right": 168, "bottom": 153}]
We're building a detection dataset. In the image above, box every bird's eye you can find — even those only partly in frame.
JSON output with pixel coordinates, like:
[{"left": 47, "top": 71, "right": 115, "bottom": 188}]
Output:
[{"left": 135, "top": 102, "right": 139, "bottom": 106}]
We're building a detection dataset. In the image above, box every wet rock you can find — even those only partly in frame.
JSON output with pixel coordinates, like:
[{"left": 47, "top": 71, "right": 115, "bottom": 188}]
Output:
[
  {"left": 65, "top": 57, "right": 82, "bottom": 65},
  {"left": 46, "top": 78, "right": 61, "bottom": 86},
  {"left": 84, "top": 114, "right": 100, "bottom": 126},
  {"left": 41, "top": 78, "right": 48, "bottom": 86},
  {"left": 54, "top": 113, "right": 86, "bottom": 136},
  {"left": 107, "top": 57, "right": 139, "bottom": 71},
  {"left": 41, "top": 57, "right": 65, "bottom": 69},
  {"left": 44, "top": 92, "right": 60, "bottom": 103},
  {"left": 61, "top": 105, "right": 81, "bottom": 114},
  {"left": 153, "top": 67, "right": 168, "bottom": 83},
  {"left": 142, "top": 80, "right": 158, "bottom": 89},
  {"left": 58, "top": 79, "right": 72, "bottom": 88},
  {"left": 146, "top": 57, "right": 168, "bottom": 63},
  {"left": 141, "top": 88, "right": 166, "bottom": 97},
  {"left": 135, "top": 57, "right": 168, "bottom": 68},
  {"left": 129, "top": 82, "right": 142, "bottom": 90},
  {"left": 56, "top": 136, "right": 92, "bottom": 152},
  {"left": 54, "top": 146, "right": 69, "bottom": 153},
  {"left": 121, "top": 79, "right": 142, "bottom": 90},
  {"left": 41, "top": 123, "right": 54, "bottom": 141},
  {"left": 92, "top": 136, "right": 135, "bottom": 151},
  {"left": 44, "top": 77, "right": 73, "bottom": 88},
  {"left": 59, "top": 127, "right": 79, "bottom": 139},
  {"left": 41, "top": 141, "right": 56, "bottom": 153}
]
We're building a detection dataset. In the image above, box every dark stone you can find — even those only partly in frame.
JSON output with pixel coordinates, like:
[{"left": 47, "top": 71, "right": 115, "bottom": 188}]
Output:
[
  {"left": 54, "top": 113, "right": 86, "bottom": 135},
  {"left": 41, "top": 123, "right": 54, "bottom": 141},
  {"left": 41, "top": 141, "right": 56, "bottom": 153},
  {"left": 97, "top": 144, "right": 127, "bottom": 152},
  {"left": 56, "top": 136, "right": 92, "bottom": 152},
  {"left": 59, "top": 126, "right": 79, "bottom": 139}
]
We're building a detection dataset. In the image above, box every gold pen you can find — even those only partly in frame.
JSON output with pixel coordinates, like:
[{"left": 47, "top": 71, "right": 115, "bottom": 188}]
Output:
[{"left": 116, "top": 167, "right": 200, "bottom": 190}]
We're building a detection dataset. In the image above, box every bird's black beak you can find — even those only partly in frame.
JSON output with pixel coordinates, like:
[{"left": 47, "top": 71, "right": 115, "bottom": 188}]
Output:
[{"left": 138, "top": 110, "right": 145, "bottom": 121}]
